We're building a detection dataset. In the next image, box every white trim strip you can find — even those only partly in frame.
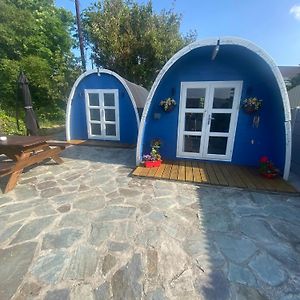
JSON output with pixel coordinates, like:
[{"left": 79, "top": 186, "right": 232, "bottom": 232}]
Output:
[
  {"left": 66, "top": 69, "right": 140, "bottom": 141},
  {"left": 136, "top": 36, "right": 292, "bottom": 180}
]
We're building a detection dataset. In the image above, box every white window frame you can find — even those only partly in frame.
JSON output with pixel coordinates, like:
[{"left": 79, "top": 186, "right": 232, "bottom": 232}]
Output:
[
  {"left": 176, "top": 81, "right": 243, "bottom": 161},
  {"left": 85, "top": 89, "right": 120, "bottom": 141}
]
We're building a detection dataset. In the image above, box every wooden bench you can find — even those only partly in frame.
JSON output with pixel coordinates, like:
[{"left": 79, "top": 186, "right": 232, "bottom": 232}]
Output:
[{"left": 0, "top": 136, "right": 66, "bottom": 193}]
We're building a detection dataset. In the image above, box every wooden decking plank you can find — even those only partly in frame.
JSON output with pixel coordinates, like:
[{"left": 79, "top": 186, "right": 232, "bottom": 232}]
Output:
[
  {"left": 247, "top": 168, "right": 275, "bottom": 191},
  {"left": 203, "top": 162, "right": 219, "bottom": 185},
  {"left": 232, "top": 166, "right": 256, "bottom": 189},
  {"left": 178, "top": 161, "right": 186, "bottom": 181},
  {"left": 241, "top": 167, "right": 266, "bottom": 190},
  {"left": 212, "top": 163, "right": 229, "bottom": 186},
  {"left": 219, "top": 164, "right": 239, "bottom": 187},
  {"left": 147, "top": 166, "right": 159, "bottom": 177},
  {"left": 161, "top": 162, "right": 172, "bottom": 179},
  {"left": 170, "top": 163, "right": 179, "bottom": 180},
  {"left": 197, "top": 161, "right": 210, "bottom": 183},
  {"left": 228, "top": 165, "right": 248, "bottom": 188},
  {"left": 185, "top": 161, "right": 194, "bottom": 182},
  {"left": 132, "top": 166, "right": 144, "bottom": 176},
  {"left": 153, "top": 163, "right": 166, "bottom": 178},
  {"left": 191, "top": 161, "right": 202, "bottom": 182},
  {"left": 138, "top": 166, "right": 152, "bottom": 177}
]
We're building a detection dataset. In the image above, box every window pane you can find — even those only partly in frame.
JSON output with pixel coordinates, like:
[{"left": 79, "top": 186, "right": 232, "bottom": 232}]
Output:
[
  {"left": 104, "top": 93, "right": 115, "bottom": 106},
  {"left": 208, "top": 137, "right": 228, "bottom": 155},
  {"left": 89, "top": 93, "right": 99, "bottom": 106},
  {"left": 106, "top": 124, "right": 116, "bottom": 136},
  {"left": 186, "top": 88, "right": 206, "bottom": 108},
  {"left": 210, "top": 113, "right": 231, "bottom": 133},
  {"left": 185, "top": 113, "right": 203, "bottom": 132},
  {"left": 91, "top": 123, "right": 101, "bottom": 135},
  {"left": 184, "top": 135, "right": 201, "bottom": 153},
  {"left": 90, "top": 109, "right": 101, "bottom": 121},
  {"left": 213, "top": 88, "right": 234, "bottom": 108},
  {"left": 105, "top": 109, "right": 115, "bottom": 121}
]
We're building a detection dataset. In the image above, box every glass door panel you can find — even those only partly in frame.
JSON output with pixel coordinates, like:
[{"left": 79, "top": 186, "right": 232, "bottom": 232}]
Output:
[
  {"left": 186, "top": 88, "right": 206, "bottom": 108},
  {"left": 184, "top": 113, "right": 203, "bottom": 132},
  {"left": 184, "top": 135, "right": 201, "bottom": 153},
  {"left": 207, "top": 137, "right": 228, "bottom": 155},
  {"left": 85, "top": 89, "right": 119, "bottom": 140},
  {"left": 210, "top": 113, "right": 231, "bottom": 133}
]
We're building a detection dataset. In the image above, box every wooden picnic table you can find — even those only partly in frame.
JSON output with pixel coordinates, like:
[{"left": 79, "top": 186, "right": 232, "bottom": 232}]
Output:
[{"left": 0, "top": 136, "right": 66, "bottom": 193}]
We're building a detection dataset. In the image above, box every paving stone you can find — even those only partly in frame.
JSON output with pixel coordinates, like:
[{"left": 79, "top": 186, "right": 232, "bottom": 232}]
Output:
[
  {"left": 34, "top": 204, "right": 57, "bottom": 216},
  {"left": 71, "top": 284, "right": 94, "bottom": 300},
  {"left": 152, "top": 198, "right": 177, "bottom": 210},
  {"left": 7, "top": 210, "right": 32, "bottom": 223},
  {"left": 111, "top": 254, "right": 142, "bottom": 300},
  {"left": 239, "top": 217, "right": 281, "bottom": 243},
  {"left": 194, "top": 270, "right": 230, "bottom": 300},
  {"left": 13, "top": 185, "right": 39, "bottom": 200},
  {"left": 41, "top": 187, "right": 62, "bottom": 198},
  {"left": 10, "top": 216, "right": 55, "bottom": 244},
  {"left": 73, "top": 195, "right": 105, "bottom": 211},
  {"left": 263, "top": 243, "right": 300, "bottom": 273},
  {"left": 249, "top": 252, "right": 287, "bottom": 286},
  {"left": 51, "top": 192, "right": 77, "bottom": 204},
  {"left": 14, "top": 281, "right": 42, "bottom": 300},
  {"left": 0, "top": 242, "right": 37, "bottom": 300},
  {"left": 145, "top": 287, "right": 166, "bottom": 300},
  {"left": 232, "top": 283, "right": 269, "bottom": 300},
  {"left": 114, "top": 221, "right": 137, "bottom": 241},
  {"left": 281, "top": 294, "right": 300, "bottom": 300},
  {"left": 42, "top": 228, "right": 82, "bottom": 250},
  {"left": 94, "top": 282, "right": 111, "bottom": 300},
  {"left": 147, "top": 211, "right": 167, "bottom": 222},
  {"left": 31, "top": 250, "right": 68, "bottom": 284},
  {"left": 264, "top": 205, "right": 300, "bottom": 224},
  {"left": 214, "top": 234, "right": 257, "bottom": 263},
  {"left": 203, "top": 211, "right": 233, "bottom": 232},
  {"left": 57, "top": 203, "right": 71, "bottom": 213},
  {"left": 0, "top": 196, "right": 11, "bottom": 206},
  {"left": 89, "top": 222, "right": 115, "bottom": 246},
  {"left": 94, "top": 206, "right": 136, "bottom": 222},
  {"left": 147, "top": 248, "right": 158, "bottom": 278},
  {"left": 119, "top": 188, "right": 140, "bottom": 197},
  {"left": 102, "top": 254, "right": 117, "bottom": 276},
  {"left": 232, "top": 206, "right": 270, "bottom": 217},
  {"left": 36, "top": 180, "right": 57, "bottom": 190},
  {"left": 183, "top": 233, "right": 208, "bottom": 257},
  {"left": 270, "top": 220, "right": 300, "bottom": 244},
  {"left": 44, "top": 289, "right": 70, "bottom": 300},
  {"left": 0, "top": 222, "right": 22, "bottom": 243},
  {"left": 228, "top": 263, "right": 257, "bottom": 287},
  {"left": 64, "top": 245, "right": 98, "bottom": 280},
  {"left": 59, "top": 210, "right": 91, "bottom": 227},
  {"left": 0, "top": 201, "right": 38, "bottom": 216},
  {"left": 108, "top": 241, "right": 130, "bottom": 252}
]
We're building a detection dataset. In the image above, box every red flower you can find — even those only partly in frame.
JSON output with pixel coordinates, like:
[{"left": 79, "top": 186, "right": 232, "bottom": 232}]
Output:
[{"left": 260, "top": 156, "right": 269, "bottom": 163}]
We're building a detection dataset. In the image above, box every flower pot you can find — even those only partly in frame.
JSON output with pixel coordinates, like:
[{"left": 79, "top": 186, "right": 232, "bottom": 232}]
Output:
[
  {"left": 144, "top": 160, "right": 162, "bottom": 168},
  {"left": 261, "top": 172, "right": 278, "bottom": 179},
  {"left": 243, "top": 106, "right": 258, "bottom": 114}
]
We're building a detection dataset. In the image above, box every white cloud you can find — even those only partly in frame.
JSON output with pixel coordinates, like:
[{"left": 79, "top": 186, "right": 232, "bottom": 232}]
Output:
[{"left": 290, "top": 5, "right": 300, "bottom": 20}]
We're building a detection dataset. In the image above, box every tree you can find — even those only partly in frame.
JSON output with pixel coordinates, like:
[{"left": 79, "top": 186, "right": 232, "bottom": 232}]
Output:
[
  {"left": 289, "top": 73, "right": 300, "bottom": 90},
  {"left": 83, "top": 0, "right": 196, "bottom": 88},
  {"left": 0, "top": 0, "right": 80, "bottom": 121}
]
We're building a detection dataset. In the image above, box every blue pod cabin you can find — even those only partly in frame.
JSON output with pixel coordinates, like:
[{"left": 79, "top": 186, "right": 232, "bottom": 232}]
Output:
[
  {"left": 66, "top": 69, "right": 148, "bottom": 145},
  {"left": 137, "top": 37, "right": 292, "bottom": 179}
]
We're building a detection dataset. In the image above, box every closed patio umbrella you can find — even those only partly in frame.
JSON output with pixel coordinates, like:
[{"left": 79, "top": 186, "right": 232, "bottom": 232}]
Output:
[{"left": 17, "top": 72, "right": 39, "bottom": 136}]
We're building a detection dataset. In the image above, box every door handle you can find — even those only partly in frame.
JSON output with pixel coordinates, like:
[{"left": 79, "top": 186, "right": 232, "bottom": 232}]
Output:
[{"left": 208, "top": 114, "right": 215, "bottom": 125}]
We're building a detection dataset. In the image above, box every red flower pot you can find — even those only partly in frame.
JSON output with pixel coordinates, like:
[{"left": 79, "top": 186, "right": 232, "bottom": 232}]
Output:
[
  {"left": 261, "top": 172, "right": 278, "bottom": 179},
  {"left": 144, "top": 160, "right": 162, "bottom": 168}
]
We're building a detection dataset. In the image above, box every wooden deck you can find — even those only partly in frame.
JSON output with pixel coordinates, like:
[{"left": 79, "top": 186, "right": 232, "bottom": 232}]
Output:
[{"left": 132, "top": 161, "right": 298, "bottom": 194}]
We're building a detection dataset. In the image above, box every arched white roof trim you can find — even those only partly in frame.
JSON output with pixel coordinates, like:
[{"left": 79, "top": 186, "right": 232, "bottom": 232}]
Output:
[
  {"left": 66, "top": 68, "right": 140, "bottom": 141},
  {"left": 136, "top": 36, "right": 292, "bottom": 180}
]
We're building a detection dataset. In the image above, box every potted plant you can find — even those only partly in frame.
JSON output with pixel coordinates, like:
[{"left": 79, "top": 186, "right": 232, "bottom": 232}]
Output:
[
  {"left": 241, "top": 97, "right": 263, "bottom": 113},
  {"left": 142, "top": 139, "right": 162, "bottom": 168},
  {"left": 259, "top": 156, "right": 279, "bottom": 179},
  {"left": 160, "top": 98, "right": 176, "bottom": 112}
]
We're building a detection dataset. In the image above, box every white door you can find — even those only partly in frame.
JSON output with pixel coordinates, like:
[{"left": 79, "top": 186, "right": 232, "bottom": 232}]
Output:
[
  {"left": 177, "top": 81, "right": 242, "bottom": 161},
  {"left": 85, "top": 89, "right": 120, "bottom": 140}
]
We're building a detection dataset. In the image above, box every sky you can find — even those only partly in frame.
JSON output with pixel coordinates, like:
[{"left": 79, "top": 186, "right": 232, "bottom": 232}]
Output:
[{"left": 56, "top": 0, "right": 300, "bottom": 67}]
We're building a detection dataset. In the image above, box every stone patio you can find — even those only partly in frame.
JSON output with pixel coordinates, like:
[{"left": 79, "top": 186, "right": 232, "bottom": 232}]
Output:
[{"left": 0, "top": 145, "right": 300, "bottom": 300}]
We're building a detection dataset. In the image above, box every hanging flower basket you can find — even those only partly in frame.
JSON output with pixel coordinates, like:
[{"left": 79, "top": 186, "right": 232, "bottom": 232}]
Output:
[
  {"left": 160, "top": 98, "right": 176, "bottom": 112},
  {"left": 241, "top": 97, "right": 263, "bottom": 113}
]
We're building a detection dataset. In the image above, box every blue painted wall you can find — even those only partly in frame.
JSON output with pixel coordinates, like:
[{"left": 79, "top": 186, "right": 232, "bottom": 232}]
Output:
[
  {"left": 142, "top": 45, "right": 286, "bottom": 173},
  {"left": 69, "top": 73, "right": 138, "bottom": 144}
]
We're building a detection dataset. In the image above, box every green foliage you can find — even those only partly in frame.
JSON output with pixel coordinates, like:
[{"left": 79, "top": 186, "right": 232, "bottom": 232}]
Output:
[
  {"left": 288, "top": 73, "right": 300, "bottom": 90},
  {"left": 0, "top": 0, "right": 81, "bottom": 121},
  {"left": 83, "top": 0, "right": 196, "bottom": 88},
  {"left": 0, "top": 109, "right": 26, "bottom": 135}
]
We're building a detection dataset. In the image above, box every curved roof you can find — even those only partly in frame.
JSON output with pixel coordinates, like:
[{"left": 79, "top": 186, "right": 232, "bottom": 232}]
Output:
[
  {"left": 136, "top": 36, "right": 292, "bottom": 180},
  {"left": 66, "top": 68, "right": 148, "bottom": 141}
]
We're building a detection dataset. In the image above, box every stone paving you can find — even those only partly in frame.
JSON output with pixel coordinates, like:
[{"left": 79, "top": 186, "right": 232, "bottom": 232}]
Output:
[{"left": 0, "top": 145, "right": 300, "bottom": 300}]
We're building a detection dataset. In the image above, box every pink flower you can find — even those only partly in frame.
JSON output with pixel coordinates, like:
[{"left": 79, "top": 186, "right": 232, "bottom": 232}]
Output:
[{"left": 260, "top": 156, "right": 269, "bottom": 163}]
